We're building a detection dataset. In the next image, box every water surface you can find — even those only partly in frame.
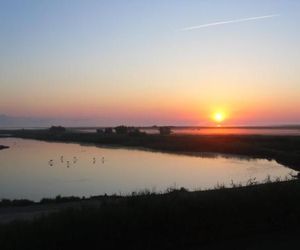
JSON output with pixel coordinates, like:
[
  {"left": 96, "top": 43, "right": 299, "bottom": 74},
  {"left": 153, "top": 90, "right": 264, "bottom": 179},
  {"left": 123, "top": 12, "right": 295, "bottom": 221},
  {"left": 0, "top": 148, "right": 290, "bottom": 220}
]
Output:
[{"left": 0, "top": 138, "right": 295, "bottom": 201}]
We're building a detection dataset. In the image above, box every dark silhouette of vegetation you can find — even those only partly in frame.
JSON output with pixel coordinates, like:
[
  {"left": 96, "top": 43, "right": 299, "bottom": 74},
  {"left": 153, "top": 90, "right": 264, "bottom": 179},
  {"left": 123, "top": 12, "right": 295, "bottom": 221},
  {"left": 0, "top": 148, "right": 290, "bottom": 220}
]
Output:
[
  {"left": 97, "top": 126, "right": 147, "bottom": 136},
  {"left": 128, "top": 128, "right": 146, "bottom": 137},
  {"left": 96, "top": 128, "right": 104, "bottom": 134},
  {"left": 1, "top": 180, "right": 300, "bottom": 249},
  {"left": 114, "top": 126, "right": 146, "bottom": 136},
  {"left": 0, "top": 175, "right": 295, "bottom": 208},
  {"left": 104, "top": 127, "right": 113, "bottom": 134},
  {"left": 0, "top": 199, "right": 34, "bottom": 208},
  {"left": 114, "top": 125, "right": 128, "bottom": 134},
  {"left": 159, "top": 126, "right": 172, "bottom": 135},
  {"left": 48, "top": 126, "right": 66, "bottom": 133},
  {"left": 40, "top": 195, "right": 83, "bottom": 205}
]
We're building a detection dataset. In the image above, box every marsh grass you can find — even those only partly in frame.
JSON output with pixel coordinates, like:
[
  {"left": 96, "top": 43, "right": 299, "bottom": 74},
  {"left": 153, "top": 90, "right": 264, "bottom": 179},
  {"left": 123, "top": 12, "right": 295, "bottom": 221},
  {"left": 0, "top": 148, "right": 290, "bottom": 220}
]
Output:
[{"left": 0, "top": 174, "right": 295, "bottom": 207}]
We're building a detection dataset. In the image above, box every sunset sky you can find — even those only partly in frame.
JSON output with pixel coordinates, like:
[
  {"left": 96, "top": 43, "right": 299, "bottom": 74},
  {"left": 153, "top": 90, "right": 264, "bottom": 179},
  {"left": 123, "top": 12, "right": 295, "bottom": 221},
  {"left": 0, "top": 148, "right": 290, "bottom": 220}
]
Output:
[{"left": 1, "top": 0, "right": 300, "bottom": 126}]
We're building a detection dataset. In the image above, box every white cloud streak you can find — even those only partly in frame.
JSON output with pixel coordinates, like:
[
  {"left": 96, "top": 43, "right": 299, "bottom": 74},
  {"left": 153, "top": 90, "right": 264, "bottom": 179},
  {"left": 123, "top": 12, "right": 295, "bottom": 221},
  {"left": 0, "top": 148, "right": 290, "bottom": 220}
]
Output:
[{"left": 180, "top": 14, "right": 280, "bottom": 31}]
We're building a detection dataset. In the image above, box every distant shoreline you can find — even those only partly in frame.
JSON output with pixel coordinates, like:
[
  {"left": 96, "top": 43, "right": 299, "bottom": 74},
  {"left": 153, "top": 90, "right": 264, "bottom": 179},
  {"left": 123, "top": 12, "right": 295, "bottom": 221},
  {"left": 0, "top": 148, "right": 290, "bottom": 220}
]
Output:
[{"left": 1, "top": 125, "right": 300, "bottom": 129}]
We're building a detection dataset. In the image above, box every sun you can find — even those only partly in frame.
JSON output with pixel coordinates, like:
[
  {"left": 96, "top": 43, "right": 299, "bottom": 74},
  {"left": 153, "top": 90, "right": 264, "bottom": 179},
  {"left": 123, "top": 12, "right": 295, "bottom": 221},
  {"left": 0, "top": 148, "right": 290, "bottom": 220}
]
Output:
[{"left": 213, "top": 112, "right": 225, "bottom": 123}]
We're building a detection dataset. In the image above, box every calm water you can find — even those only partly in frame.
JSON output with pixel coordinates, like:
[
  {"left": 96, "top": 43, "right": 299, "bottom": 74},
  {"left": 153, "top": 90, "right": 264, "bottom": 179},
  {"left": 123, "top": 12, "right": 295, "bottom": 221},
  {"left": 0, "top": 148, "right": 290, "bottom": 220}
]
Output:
[{"left": 0, "top": 138, "right": 296, "bottom": 201}]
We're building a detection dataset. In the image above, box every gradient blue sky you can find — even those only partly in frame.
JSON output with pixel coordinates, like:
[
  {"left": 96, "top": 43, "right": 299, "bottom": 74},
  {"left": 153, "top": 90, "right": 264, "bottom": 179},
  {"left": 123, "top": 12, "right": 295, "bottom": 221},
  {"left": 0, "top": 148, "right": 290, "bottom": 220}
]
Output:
[{"left": 1, "top": 0, "right": 300, "bottom": 126}]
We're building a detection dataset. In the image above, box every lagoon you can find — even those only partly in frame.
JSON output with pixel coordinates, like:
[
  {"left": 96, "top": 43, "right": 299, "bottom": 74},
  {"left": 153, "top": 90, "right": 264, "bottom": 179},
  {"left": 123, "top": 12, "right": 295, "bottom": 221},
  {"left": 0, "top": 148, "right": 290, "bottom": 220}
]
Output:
[{"left": 0, "top": 138, "right": 295, "bottom": 201}]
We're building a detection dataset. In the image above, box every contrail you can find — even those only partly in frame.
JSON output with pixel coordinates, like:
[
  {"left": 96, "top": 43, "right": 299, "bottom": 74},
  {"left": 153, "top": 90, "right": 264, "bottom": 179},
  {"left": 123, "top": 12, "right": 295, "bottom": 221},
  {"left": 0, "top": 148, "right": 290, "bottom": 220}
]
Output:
[{"left": 180, "top": 14, "right": 280, "bottom": 31}]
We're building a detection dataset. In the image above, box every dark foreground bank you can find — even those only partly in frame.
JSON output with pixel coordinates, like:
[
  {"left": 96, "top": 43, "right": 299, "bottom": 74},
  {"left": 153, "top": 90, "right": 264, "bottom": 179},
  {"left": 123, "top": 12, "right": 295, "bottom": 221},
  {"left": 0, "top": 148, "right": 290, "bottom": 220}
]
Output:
[
  {"left": 1, "top": 180, "right": 300, "bottom": 250},
  {"left": 1, "top": 128, "right": 300, "bottom": 170}
]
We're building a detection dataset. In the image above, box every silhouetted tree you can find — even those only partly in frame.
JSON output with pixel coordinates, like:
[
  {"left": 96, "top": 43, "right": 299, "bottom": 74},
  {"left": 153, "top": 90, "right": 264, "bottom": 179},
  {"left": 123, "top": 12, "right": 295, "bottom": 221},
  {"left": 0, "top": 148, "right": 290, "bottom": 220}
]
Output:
[{"left": 115, "top": 125, "right": 128, "bottom": 134}]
